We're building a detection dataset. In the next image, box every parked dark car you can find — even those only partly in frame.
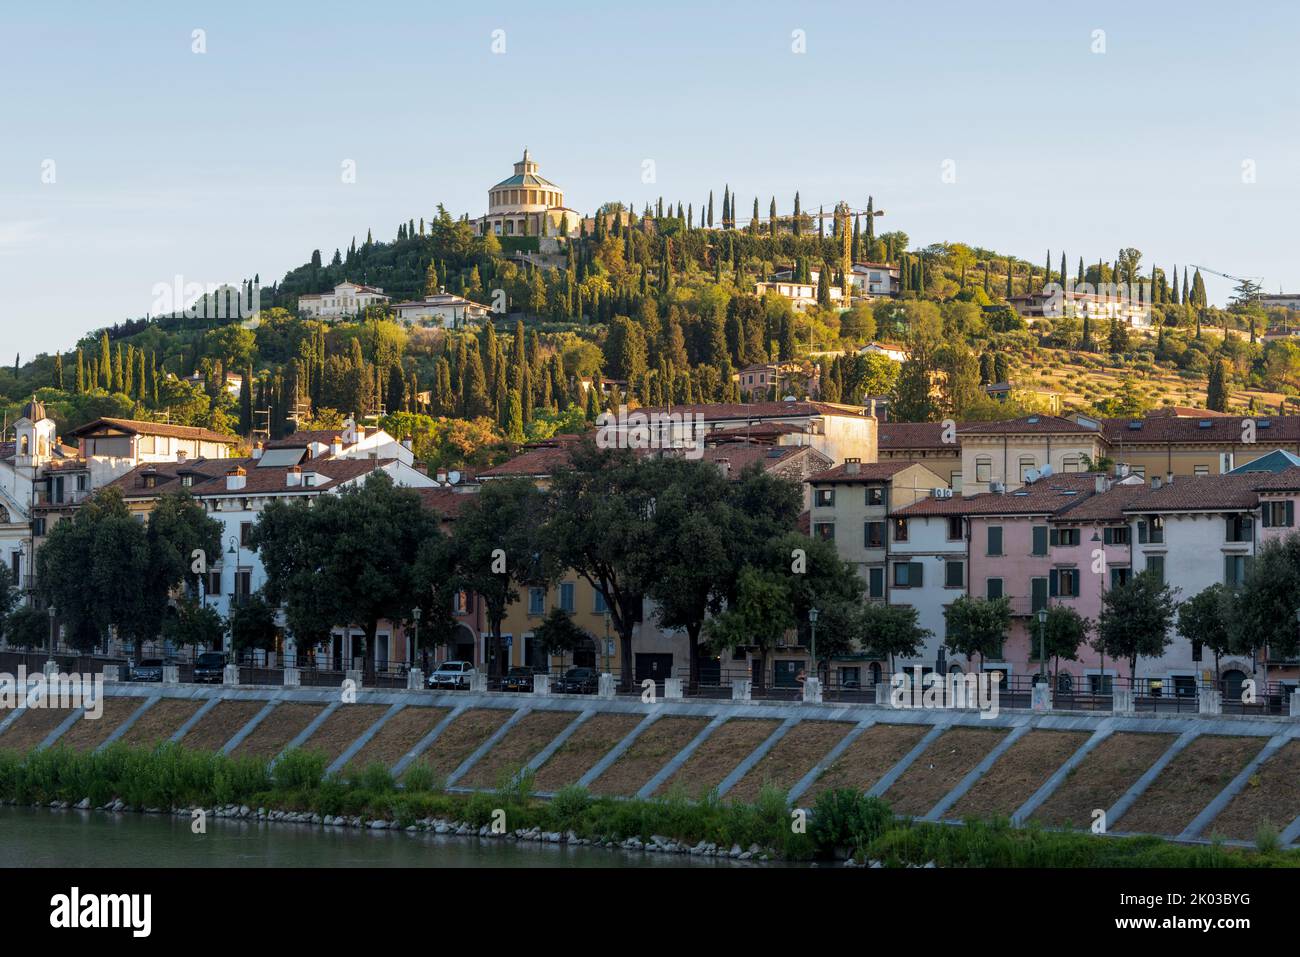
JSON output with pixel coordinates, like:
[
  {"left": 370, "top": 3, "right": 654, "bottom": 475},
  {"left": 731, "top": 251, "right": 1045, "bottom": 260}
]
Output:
[
  {"left": 130, "top": 658, "right": 168, "bottom": 682},
  {"left": 193, "top": 652, "right": 227, "bottom": 684},
  {"left": 554, "top": 667, "right": 598, "bottom": 695},
  {"left": 502, "top": 666, "right": 538, "bottom": 692}
]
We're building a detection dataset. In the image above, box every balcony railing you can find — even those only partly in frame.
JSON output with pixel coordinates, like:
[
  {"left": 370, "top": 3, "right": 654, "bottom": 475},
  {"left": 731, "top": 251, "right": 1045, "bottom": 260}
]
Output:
[{"left": 32, "top": 488, "right": 90, "bottom": 507}]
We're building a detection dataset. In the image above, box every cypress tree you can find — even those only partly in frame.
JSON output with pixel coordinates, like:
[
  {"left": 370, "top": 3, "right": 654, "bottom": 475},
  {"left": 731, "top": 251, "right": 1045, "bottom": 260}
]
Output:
[
  {"left": 707, "top": 191, "right": 714, "bottom": 229},
  {"left": 1006, "top": 260, "right": 1013, "bottom": 299},
  {"left": 75, "top": 348, "right": 85, "bottom": 393},
  {"left": 769, "top": 197, "right": 777, "bottom": 236},
  {"left": 865, "top": 196, "right": 875, "bottom": 243},
  {"left": 53, "top": 352, "right": 63, "bottom": 390},
  {"left": 99, "top": 331, "right": 111, "bottom": 388},
  {"left": 793, "top": 192, "right": 802, "bottom": 236},
  {"left": 1206, "top": 357, "right": 1228, "bottom": 412}
]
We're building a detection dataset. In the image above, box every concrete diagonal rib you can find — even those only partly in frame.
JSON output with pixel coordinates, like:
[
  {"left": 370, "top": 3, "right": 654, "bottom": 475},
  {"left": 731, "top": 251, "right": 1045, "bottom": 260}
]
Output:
[
  {"left": 716, "top": 717, "right": 800, "bottom": 799},
  {"left": 512, "top": 709, "right": 594, "bottom": 787},
  {"left": 327, "top": 702, "right": 407, "bottom": 776},
  {"left": 1180, "top": 728, "right": 1300, "bottom": 842},
  {"left": 169, "top": 697, "right": 220, "bottom": 744},
  {"left": 446, "top": 707, "right": 532, "bottom": 787},
  {"left": 635, "top": 713, "right": 728, "bottom": 800},
  {"left": 1104, "top": 729, "right": 1201, "bottom": 833},
  {"left": 1011, "top": 722, "right": 1115, "bottom": 826},
  {"left": 925, "top": 723, "right": 1032, "bottom": 822},
  {"left": 866, "top": 722, "right": 950, "bottom": 799},
  {"left": 270, "top": 700, "right": 340, "bottom": 768},
  {"left": 576, "top": 712, "right": 663, "bottom": 790},
  {"left": 787, "top": 718, "right": 876, "bottom": 805},
  {"left": 0, "top": 705, "right": 27, "bottom": 738},
  {"left": 221, "top": 699, "right": 280, "bottom": 755},
  {"left": 37, "top": 708, "right": 85, "bottom": 751},
  {"left": 389, "top": 704, "right": 467, "bottom": 778},
  {"left": 95, "top": 696, "right": 160, "bottom": 753}
]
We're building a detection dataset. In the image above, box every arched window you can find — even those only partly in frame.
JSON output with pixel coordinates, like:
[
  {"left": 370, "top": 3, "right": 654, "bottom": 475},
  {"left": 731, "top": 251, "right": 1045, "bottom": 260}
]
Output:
[
  {"left": 18, "top": 436, "right": 28, "bottom": 455},
  {"left": 1019, "top": 456, "right": 1037, "bottom": 481},
  {"left": 1061, "top": 454, "right": 1081, "bottom": 473},
  {"left": 975, "top": 456, "right": 992, "bottom": 483}
]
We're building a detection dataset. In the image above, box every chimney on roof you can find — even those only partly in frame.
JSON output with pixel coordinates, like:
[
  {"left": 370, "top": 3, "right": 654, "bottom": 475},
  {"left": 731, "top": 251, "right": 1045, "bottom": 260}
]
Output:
[
  {"left": 1094, "top": 475, "right": 1107, "bottom": 494},
  {"left": 286, "top": 465, "right": 302, "bottom": 488},
  {"left": 716, "top": 457, "right": 731, "bottom": 478},
  {"left": 845, "top": 457, "right": 861, "bottom": 475},
  {"left": 868, "top": 398, "right": 876, "bottom": 418},
  {"left": 176, "top": 448, "right": 187, "bottom": 463},
  {"left": 401, "top": 434, "right": 414, "bottom": 452},
  {"left": 226, "top": 466, "right": 247, "bottom": 491},
  {"left": 414, "top": 463, "right": 428, "bottom": 475},
  {"left": 251, "top": 442, "right": 263, "bottom": 461},
  {"left": 1151, "top": 476, "right": 1162, "bottom": 490},
  {"left": 1166, "top": 472, "right": 1174, "bottom": 485},
  {"left": 330, "top": 435, "right": 343, "bottom": 457}
]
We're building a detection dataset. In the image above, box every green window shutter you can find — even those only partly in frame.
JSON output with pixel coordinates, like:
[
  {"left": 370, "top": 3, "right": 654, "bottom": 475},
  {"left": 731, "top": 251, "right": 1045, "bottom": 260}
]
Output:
[
  {"left": 1031, "top": 577, "right": 1048, "bottom": 612},
  {"left": 1032, "top": 526, "right": 1047, "bottom": 555},
  {"left": 1288, "top": 501, "right": 1295, "bottom": 526},
  {"left": 911, "top": 562, "right": 924, "bottom": 587},
  {"left": 869, "top": 567, "right": 884, "bottom": 598},
  {"left": 1263, "top": 506, "right": 1272, "bottom": 528},
  {"left": 1049, "top": 569, "right": 1059, "bottom": 597},
  {"left": 1224, "top": 555, "right": 1234, "bottom": 585},
  {"left": 1138, "top": 521, "right": 1148, "bottom": 544},
  {"left": 1049, "top": 528, "right": 1059, "bottom": 547},
  {"left": 1102, "top": 527, "right": 1112, "bottom": 545},
  {"left": 988, "top": 526, "right": 1002, "bottom": 555}
]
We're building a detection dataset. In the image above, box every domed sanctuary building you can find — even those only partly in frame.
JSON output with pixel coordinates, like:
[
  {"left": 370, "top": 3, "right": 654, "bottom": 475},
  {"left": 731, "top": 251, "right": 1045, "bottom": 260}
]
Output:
[{"left": 476, "top": 149, "right": 581, "bottom": 239}]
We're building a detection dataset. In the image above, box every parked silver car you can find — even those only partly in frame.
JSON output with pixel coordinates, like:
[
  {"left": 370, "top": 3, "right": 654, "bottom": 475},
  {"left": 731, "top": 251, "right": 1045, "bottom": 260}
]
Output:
[{"left": 427, "top": 661, "right": 477, "bottom": 690}]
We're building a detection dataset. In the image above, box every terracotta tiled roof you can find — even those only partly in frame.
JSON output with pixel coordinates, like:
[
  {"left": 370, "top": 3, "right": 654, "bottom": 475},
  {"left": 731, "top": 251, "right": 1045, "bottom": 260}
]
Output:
[
  {"left": 807, "top": 462, "right": 914, "bottom": 484},
  {"left": 894, "top": 473, "right": 1102, "bottom": 517},
  {"left": 477, "top": 436, "right": 583, "bottom": 478},
  {"left": 1121, "top": 474, "right": 1265, "bottom": 512},
  {"left": 1100, "top": 415, "right": 1300, "bottom": 445},
  {"left": 265, "top": 431, "right": 341, "bottom": 449},
  {"left": 960, "top": 414, "right": 1101, "bottom": 436},
  {"left": 877, "top": 422, "right": 955, "bottom": 450},
  {"left": 69, "top": 417, "right": 240, "bottom": 445},
  {"left": 111, "top": 456, "right": 394, "bottom": 498},
  {"left": 1049, "top": 481, "right": 1149, "bottom": 523},
  {"left": 416, "top": 487, "right": 474, "bottom": 519},
  {"left": 659, "top": 401, "right": 870, "bottom": 420},
  {"left": 1248, "top": 467, "right": 1300, "bottom": 492}
]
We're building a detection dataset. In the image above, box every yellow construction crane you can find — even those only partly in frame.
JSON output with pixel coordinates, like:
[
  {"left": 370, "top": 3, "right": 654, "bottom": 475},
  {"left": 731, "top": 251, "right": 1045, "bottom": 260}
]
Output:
[{"left": 835, "top": 202, "right": 852, "bottom": 304}]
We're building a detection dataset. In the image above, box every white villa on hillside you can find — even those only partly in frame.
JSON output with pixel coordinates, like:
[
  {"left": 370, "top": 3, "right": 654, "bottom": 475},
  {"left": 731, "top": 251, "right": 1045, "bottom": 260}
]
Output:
[
  {"left": 297, "top": 281, "right": 390, "bottom": 319},
  {"left": 393, "top": 290, "right": 492, "bottom": 328}
]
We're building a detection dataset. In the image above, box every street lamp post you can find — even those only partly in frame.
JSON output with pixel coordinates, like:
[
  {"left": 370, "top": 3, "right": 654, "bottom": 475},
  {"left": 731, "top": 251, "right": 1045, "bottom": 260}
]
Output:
[
  {"left": 1036, "top": 607, "right": 1048, "bottom": 685},
  {"left": 603, "top": 612, "right": 611, "bottom": 676},
  {"left": 412, "top": 606, "right": 421, "bottom": 670},
  {"left": 47, "top": 605, "right": 56, "bottom": 664},
  {"left": 808, "top": 607, "right": 819, "bottom": 683}
]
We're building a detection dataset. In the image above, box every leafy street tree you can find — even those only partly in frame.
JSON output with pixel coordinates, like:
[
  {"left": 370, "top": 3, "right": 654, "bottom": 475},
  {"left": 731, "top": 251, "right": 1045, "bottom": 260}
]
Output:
[
  {"left": 1094, "top": 570, "right": 1179, "bottom": 683},
  {"left": 228, "top": 592, "right": 280, "bottom": 655},
  {"left": 702, "top": 566, "right": 794, "bottom": 687},
  {"left": 5, "top": 604, "right": 48, "bottom": 650},
  {"left": 164, "top": 597, "right": 225, "bottom": 650},
  {"left": 447, "top": 477, "right": 549, "bottom": 678},
  {"left": 0, "top": 564, "right": 16, "bottom": 644},
  {"left": 1230, "top": 534, "right": 1300, "bottom": 679},
  {"left": 38, "top": 487, "right": 217, "bottom": 652},
  {"left": 532, "top": 608, "right": 594, "bottom": 668},
  {"left": 861, "top": 603, "right": 930, "bottom": 675},
  {"left": 1177, "top": 583, "right": 1235, "bottom": 679},
  {"left": 540, "top": 441, "right": 658, "bottom": 689},
  {"left": 943, "top": 595, "right": 1011, "bottom": 670},
  {"left": 1038, "top": 604, "right": 1090, "bottom": 680},
  {"left": 251, "top": 471, "right": 438, "bottom": 675},
  {"left": 646, "top": 457, "right": 802, "bottom": 687}
]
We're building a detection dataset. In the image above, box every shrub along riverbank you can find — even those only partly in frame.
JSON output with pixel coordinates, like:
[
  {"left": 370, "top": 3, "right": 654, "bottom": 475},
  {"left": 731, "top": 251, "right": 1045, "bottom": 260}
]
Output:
[{"left": 0, "top": 743, "right": 1295, "bottom": 867}]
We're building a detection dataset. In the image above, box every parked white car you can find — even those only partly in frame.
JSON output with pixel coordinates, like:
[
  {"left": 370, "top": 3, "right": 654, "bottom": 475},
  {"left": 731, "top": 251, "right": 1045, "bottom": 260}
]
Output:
[{"left": 428, "top": 661, "right": 477, "bottom": 690}]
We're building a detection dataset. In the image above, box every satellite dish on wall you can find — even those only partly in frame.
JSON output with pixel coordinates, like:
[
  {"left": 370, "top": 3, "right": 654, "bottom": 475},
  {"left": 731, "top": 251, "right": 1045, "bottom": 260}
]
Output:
[{"left": 448, "top": 470, "right": 461, "bottom": 485}]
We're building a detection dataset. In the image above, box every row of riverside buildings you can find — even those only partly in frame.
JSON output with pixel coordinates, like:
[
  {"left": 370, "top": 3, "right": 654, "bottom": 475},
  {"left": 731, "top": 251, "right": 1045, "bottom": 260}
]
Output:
[{"left": 6, "top": 397, "right": 1300, "bottom": 695}]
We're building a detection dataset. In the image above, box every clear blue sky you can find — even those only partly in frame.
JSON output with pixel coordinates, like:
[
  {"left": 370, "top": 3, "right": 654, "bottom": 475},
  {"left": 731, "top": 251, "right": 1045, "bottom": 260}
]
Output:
[{"left": 2, "top": 0, "right": 1297, "bottom": 358}]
